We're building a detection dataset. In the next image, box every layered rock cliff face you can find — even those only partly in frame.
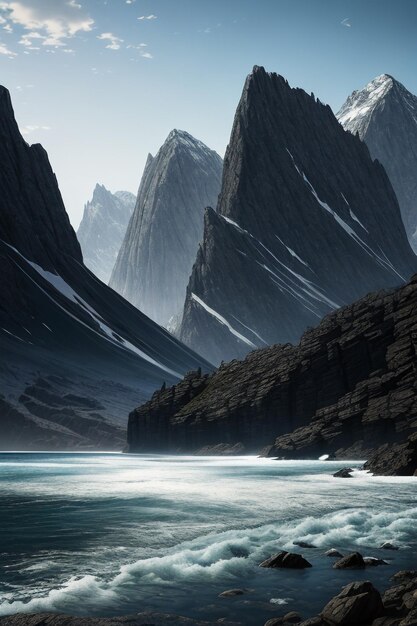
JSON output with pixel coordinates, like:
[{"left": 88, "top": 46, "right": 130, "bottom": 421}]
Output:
[
  {"left": 337, "top": 74, "right": 417, "bottom": 253},
  {"left": 110, "top": 131, "right": 223, "bottom": 328},
  {"left": 77, "top": 184, "right": 135, "bottom": 283},
  {"left": 128, "top": 273, "right": 417, "bottom": 471},
  {"left": 179, "top": 66, "right": 417, "bottom": 365},
  {"left": 0, "top": 86, "right": 211, "bottom": 450}
]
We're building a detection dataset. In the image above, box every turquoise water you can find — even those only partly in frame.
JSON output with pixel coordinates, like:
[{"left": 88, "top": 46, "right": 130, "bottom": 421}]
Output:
[{"left": 0, "top": 453, "right": 416, "bottom": 624}]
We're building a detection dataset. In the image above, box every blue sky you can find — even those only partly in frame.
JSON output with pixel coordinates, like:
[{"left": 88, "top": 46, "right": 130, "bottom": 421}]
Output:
[{"left": 0, "top": 0, "right": 416, "bottom": 227}]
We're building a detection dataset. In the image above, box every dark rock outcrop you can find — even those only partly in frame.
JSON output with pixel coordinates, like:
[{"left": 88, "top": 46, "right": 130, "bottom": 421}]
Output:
[
  {"left": 364, "top": 433, "right": 417, "bottom": 476},
  {"left": 337, "top": 74, "right": 417, "bottom": 253},
  {"left": 127, "top": 273, "right": 417, "bottom": 469},
  {"left": 260, "top": 551, "right": 312, "bottom": 569},
  {"left": 321, "top": 581, "right": 383, "bottom": 624},
  {"left": 333, "top": 553, "right": 366, "bottom": 570},
  {"left": 333, "top": 468, "right": 354, "bottom": 478},
  {"left": 110, "top": 131, "right": 223, "bottom": 328},
  {"left": 0, "top": 613, "right": 238, "bottom": 625},
  {"left": 179, "top": 66, "right": 416, "bottom": 365},
  {"left": 77, "top": 184, "right": 135, "bottom": 283},
  {"left": 0, "top": 85, "right": 211, "bottom": 450}
]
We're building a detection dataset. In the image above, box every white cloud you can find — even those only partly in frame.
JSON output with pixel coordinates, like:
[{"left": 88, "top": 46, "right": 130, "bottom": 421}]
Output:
[
  {"left": 140, "top": 51, "right": 152, "bottom": 58},
  {"left": 138, "top": 14, "right": 157, "bottom": 20},
  {"left": 20, "top": 124, "right": 51, "bottom": 135},
  {"left": 0, "top": 0, "right": 94, "bottom": 47},
  {"left": 0, "top": 41, "right": 16, "bottom": 55},
  {"left": 97, "top": 31, "right": 123, "bottom": 50},
  {"left": 341, "top": 18, "right": 351, "bottom": 28}
]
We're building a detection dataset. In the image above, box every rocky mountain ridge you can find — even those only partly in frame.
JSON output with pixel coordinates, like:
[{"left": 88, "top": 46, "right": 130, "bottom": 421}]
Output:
[
  {"left": 128, "top": 271, "right": 417, "bottom": 474},
  {"left": 110, "top": 130, "right": 223, "bottom": 328},
  {"left": 337, "top": 74, "right": 417, "bottom": 253},
  {"left": 0, "top": 86, "right": 211, "bottom": 450},
  {"left": 77, "top": 184, "right": 135, "bottom": 283},
  {"left": 179, "top": 67, "right": 417, "bottom": 365}
]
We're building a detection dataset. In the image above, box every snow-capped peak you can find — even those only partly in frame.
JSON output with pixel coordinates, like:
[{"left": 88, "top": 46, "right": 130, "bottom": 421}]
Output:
[{"left": 337, "top": 74, "right": 417, "bottom": 137}]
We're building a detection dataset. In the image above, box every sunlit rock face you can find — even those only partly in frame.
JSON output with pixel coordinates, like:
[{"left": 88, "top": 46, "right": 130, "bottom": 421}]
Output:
[
  {"left": 337, "top": 74, "right": 417, "bottom": 253},
  {"left": 77, "top": 184, "right": 135, "bottom": 283},
  {"left": 0, "top": 86, "right": 212, "bottom": 450},
  {"left": 178, "top": 66, "right": 417, "bottom": 365},
  {"left": 109, "top": 130, "right": 223, "bottom": 328}
]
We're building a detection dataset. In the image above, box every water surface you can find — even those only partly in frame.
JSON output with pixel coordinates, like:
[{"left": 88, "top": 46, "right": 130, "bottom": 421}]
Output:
[{"left": 0, "top": 453, "right": 416, "bottom": 624}]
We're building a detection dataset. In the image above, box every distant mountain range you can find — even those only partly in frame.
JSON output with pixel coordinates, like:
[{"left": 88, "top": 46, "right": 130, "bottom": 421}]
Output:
[
  {"left": 0, "top": 86, "right": 211, "bottom": 451},
  {"left": 337, "top": 74, "right": 417, "bottom": 253},
  {"left": 177, "top": 67, "right": 417, "bottom": 365},
  {"left": 110, "top": 130, "right": 223, "bottom": 329},
  {"left": 77, "top": 184, "right": 135, "bottom": 284}
]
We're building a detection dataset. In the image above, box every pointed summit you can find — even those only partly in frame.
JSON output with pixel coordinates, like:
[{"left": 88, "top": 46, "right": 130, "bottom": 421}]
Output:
[
  {"left": 77, "top": 184, "right": 135, "bottom": 283},
  {"left": 110, "top": 130, "right": 223, "bottom": 327},
  {"left": 337, "top": 74, "right": 417, "bottom": 251},
  {"left": 178, "top": 68, "right": 417, "bottom": 365}
]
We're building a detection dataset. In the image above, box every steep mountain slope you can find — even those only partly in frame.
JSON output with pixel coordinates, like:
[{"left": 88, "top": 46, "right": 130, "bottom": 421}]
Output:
[
  {"left": 110, "top": 130, "right": 223, "bottom": 328},
  {"left": 77, "top": 184, "right": 135, "bottom": 283},
  {"left": 337, "top": 74, "right": 417, "bottom": 252},
  {"left": 0, "top": 86, "right": 211, "bottom": 451},
  {"left": 179, "top": 66, "right": 417, "bottom": 365},
  {"left": 128, "top": 273, "right": 417, "bottom": 471}
]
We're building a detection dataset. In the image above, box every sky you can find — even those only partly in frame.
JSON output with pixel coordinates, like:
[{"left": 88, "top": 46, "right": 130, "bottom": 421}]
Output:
[{"left": 0, "top": 0, "right": 416, "bottom": 229}]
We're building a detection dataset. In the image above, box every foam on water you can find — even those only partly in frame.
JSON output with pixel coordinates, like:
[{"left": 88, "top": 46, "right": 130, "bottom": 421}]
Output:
[{"left": 0, "top": 454, "right": 416, "bottom": 621}]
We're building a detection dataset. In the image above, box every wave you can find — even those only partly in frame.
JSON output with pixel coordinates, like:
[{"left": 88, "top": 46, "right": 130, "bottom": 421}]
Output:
[{"left": 1, "top": 505, "right": 417, "bottom": 616}]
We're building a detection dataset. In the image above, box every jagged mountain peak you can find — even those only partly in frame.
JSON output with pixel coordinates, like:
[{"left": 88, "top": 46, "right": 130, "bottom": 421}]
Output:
[
  {"left": 337, "top": 74, "right": 416, "bottom": 133},
  {"left": 337, "top": 74, "right": 417, "bottom": 252},
  {"left": 110, "top": 129, "right": 223, "bottom": 328}
]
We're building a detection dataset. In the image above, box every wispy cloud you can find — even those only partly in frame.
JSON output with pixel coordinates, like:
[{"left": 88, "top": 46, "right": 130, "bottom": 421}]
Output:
[
  {"left": 97, "top": 32, "right": 123, "bottom": 51},
  {"left": 20, "top": 124, "right": 51, "bottom": 135},
  {"left": 341, "top": 18, "right": 351, "bottom": 28},
  {"left": 0, "top": 0, "right": 94, "bottom": 50},
  {"left": 0, "top": 40, "right": 16, "bottom": 56},
  {"left": 138, "top": 14, "right": 157, "bottom": 20}
]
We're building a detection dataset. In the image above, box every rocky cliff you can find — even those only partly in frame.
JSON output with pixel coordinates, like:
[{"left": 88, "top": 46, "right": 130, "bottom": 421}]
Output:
[
  {"left": 128, "top": 272, "right": 417, "bottom": 473},
  {"left": 0, "top": 86, "right": 211, "bottom": 450},
  {"left": 178, "top": 67, "right": 417, "bottom": 365},
  {"left": 77, "top": 184, "right": 135, "bottom": 283},
  {"left": 110, "top": 131, "right": 223, "bottom": 328},
  {"left": 337, "top": 74, "right": 417, "bottom": 253}
]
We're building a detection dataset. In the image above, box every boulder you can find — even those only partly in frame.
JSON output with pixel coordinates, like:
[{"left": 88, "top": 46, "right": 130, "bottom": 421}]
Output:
[
  {"left": 264, "top": 614, "right": 302, "bottom": 625},
  {"left": 218, "top": 588, "right": 246, "bottom": 598},
  {"left": 333, "top": 468, "right": 354, "bottom": 478},
  {"left": 333, "top": 552, "right": 366, "bottom": 569},
  {"left": 364, "top": 557, "right": 388, "bottom": 567},
  {"left": 325, "top": 549, "right": 344, "bottom": 558},
  {"left": 260, "top": 551, "right": 312, "bottom": 569},
  {"left": 321, "top": 581, "right": 383, "bottom": 624},
  {"left": 380, "top": 542, "right": 400, "bottom": 551}
]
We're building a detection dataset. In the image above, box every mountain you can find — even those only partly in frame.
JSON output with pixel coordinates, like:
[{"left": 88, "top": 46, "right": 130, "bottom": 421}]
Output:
[
  {"left": 110, "top": 130, "right": 223, "bottom": 328},
  {"left": 0, "top": 86, "right": 211, "bottom": 451},
  {"left": 337, "top": 74, "right": 417, "bottom": 253},
  {"left": 178, "top": 66, "right": 417, "bottom": 365},
  {"left": 77, "top": 184, "right": 135, "bottom": 283},
  {"left": 128, "top": 272, "right": 417, "bottom": 475}
]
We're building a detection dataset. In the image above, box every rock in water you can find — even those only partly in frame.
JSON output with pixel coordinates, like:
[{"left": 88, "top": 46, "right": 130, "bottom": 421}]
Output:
[
  {"left": 260, "top": 551, "right": 312, "bottom": 569},
  {"left": 333, "top": 468, "right": 354, "bottom": 478},
  {"left": 179, "top": 66, "right": 417, "bottom": 365},
  {"left": 337, "top": 74, "right": 417, "bottom": 253},
  {"left": 77, "top": 184, "right": 135, "bottom": 283},
  {"left": 321, "top": 581, "right": 383, "bottom": 624},
  {"left": 0, "top": 86, "right": 211, "bottom": 450},
  {"left": 110, "top": 130, "right": 223, "bottom": 328},
  {"left": 333, "top": 552, "right": 366, "bottom": 569}
]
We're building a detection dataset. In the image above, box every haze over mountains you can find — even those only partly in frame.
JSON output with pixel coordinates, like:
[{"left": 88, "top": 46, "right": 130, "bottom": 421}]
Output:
[
  {"left": 178, "top": 66, "right": 417, "bottom": 365},
  {"left": 337, "top": 74, "right": 417, "bottom": 254},
  {"left": 110, "top": 130, "right": 223, "bottom": 329},
  {"left": 77, "top": 185, "right": 135, "bottom": 283},
  {"left": 0, "top": 86, "right": 210, "bottom": 451}
]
